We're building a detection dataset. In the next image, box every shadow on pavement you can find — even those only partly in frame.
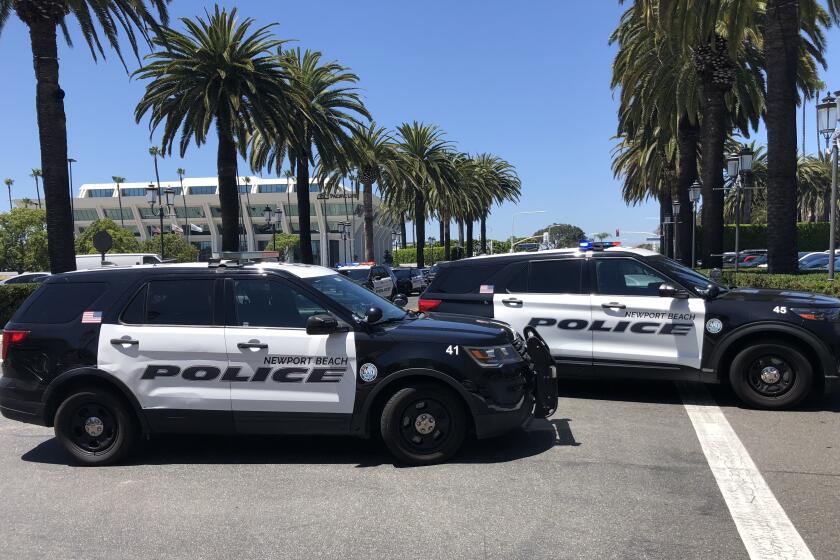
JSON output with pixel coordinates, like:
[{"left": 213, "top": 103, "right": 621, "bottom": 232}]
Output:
[{"left": 21, "top": 417, "right": 578, "bottom": 468}]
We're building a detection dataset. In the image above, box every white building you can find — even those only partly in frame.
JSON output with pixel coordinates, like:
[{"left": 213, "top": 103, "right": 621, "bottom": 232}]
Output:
[{"left": 64, "top": 176, "right": 396, "bottom": 266}]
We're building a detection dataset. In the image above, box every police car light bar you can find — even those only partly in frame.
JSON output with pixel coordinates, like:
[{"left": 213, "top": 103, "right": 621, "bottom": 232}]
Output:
[
  {"left": 579, "top": 241, "right": 621, "bottom": 250},
  {"left": 336, "top": 261, "right": 376, "bottom": 267},
  {"left": 209, "top": 251, "right": 280, "bottom": 266}
]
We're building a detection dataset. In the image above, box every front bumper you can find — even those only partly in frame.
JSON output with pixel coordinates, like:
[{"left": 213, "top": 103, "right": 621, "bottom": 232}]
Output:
[{"left": 471, "top": 392, "right": 534, "bottom": 439}]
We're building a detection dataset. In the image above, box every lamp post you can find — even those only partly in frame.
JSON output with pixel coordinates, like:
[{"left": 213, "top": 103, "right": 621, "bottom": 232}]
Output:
[
  {"left": 725, "top": 147, "right": 754, "bottom": 274},
  {"left": 510, "top": 210, "right": 546, "bottom": 253},
  {"left": 818, "top": 93, "right": 840, "bottom": 280},
  {"left": 689, "top": 181, "right": 702, "bottom": 268},
  {"left": 146, "top": 183, "right": 176, "bottom": 259},
  {"left": 671, "top": 200, "right": 681, "bottom": 260},
  {"left": 263, "top": 205, "right": 283, "bottom": 251}
]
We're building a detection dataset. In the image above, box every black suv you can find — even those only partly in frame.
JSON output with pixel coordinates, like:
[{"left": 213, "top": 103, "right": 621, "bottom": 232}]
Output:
[
  {"left": 1, "top": 261, "right": 557, "bottom": 465},
  {"left": 420, "top": 247, "right": 840, "bottom": 409}
]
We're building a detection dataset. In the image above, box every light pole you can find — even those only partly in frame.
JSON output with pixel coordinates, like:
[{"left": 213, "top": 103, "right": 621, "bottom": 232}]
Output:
[
  {"left": 689, "top": 181, "right": 702, "bottom": 268},
  {"left": 818, "top": 93, "right": 839, "bottom": 280},
  {"left": 671, "top": 200, "right": 681, "bottom": 260},
  {"left": 263, "top": 205, "right": 283, "bottom": 252},
  {"left": 510, "top": 210, "right": 546, "bottom": 253},
  {"left": 146, "top": 183, "right": 176, "bottom": 259},
  {"left": 724, "top": 147, "right": 754, "bottom": 274}
]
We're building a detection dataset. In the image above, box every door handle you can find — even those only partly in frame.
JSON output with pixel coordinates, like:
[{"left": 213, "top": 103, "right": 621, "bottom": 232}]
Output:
[
  {"left": 110, "top": 338, "right": 139, "bottom": 345},
  {"left": 502, "top": 298, "right": 523, "bottom": 306},
  {"left": 237, "top": 342, "right": 268, "bottom": 350},
  {"left": 601, "top": 302, "right": 626, "bottom": 310}
]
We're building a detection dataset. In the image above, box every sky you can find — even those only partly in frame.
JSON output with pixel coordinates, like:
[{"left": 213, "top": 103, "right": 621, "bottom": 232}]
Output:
[{"left": 2, "top": 1, "right": 840, "bottom": 245}]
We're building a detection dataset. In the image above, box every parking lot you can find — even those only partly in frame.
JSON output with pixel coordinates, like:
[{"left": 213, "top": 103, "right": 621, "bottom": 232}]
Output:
[{"left": 1, "top": 370, "right": 837, "bottom": 559}]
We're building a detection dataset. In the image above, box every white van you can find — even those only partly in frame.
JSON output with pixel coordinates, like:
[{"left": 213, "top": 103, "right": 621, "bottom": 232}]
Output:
[{"left": 75, "top": 253, "right": 164, "bottom": 270}]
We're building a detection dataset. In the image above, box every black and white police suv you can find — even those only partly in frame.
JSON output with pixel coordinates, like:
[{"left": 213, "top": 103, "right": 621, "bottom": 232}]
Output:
[
  {"left": 336, "top": 262, "right": 397, "bottom": 300},
  {"left": 420, "top": 243, "right": 840, "bottom": 409},
  {"left": 0, "top": 259, "right": 557, "bottom": 465}
]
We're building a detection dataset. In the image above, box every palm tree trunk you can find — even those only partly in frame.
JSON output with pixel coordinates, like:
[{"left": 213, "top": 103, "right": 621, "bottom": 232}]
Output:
[
  {"left": 480, "top": 215, "right": 487, "bottom": 253},
  {"left": 457, "top": 219, "right": 464, "bottom": 247},
  {"left": 117, "top": 186, "right": 125, "bottom": 227},
  {"left": 439, "top": 219, "right": 444, "bottom": 248},
  {"left": 414, "top": 186, "right": 426, "bottom": 268},
  {"left": 443, "top": 212, "right": 451, "bottom": 261},
  {"left": 35, "top": 176, "right": 42, "bottom": 208},
  {"left": 742, "top": 187, "right": 752, "bottom": 224},
  {"left": 296, "top": 156, "right": 314, "bottom": 264},
  {"left": 362, "top": 180, "right": 375, "bottom": 261},
  {"left": 466, "top": 220, "right": 474, "bottom": 257},
  {"left": 699, "top": 84, "right": 727, "bottom": 268},
  {"left": 822, "top": 191, "right": 830, "bottom": 222},
  {"left": 400, "top": 213, "right": 407, "bottom": 249},
  {"left": 765, "top": 0, "right": 800, "bottom": 273},
  {"left": 216, "top": 121, "right": 240, "bottom": 252},
  {"left": 27, "top": 18, "right": 75, "bottom": 273},
  {"left": 676, "top": 115, "right": 698, "bottom": 266}
]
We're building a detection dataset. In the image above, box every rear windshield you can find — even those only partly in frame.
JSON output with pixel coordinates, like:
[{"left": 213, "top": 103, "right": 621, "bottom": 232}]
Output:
[
  {"left": 14, "top": 282, "right": 107, "bottom": 324},
  {"left": 392, "top": 269, "right": 411, "bottom": 279},
  {"left": 431, "top": 263, "right": 504, "bottom": 294},
  {"left": 339, "top": 269, "right": 369, "bottom": 281}
]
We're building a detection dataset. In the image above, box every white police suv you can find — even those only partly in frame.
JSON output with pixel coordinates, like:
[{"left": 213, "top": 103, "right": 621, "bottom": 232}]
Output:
[
  {"left": 336, "top": 262, "right": 397, "bottom": 300},
  {"left": 0, "top": 259, "right": 557, "bottom": 465},
  {"left": 420, "top": 244, "right": 840, "bottom": 409}
]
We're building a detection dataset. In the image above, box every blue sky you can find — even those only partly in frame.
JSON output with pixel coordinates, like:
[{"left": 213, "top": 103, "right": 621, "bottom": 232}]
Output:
[{"left": 1, "top": 1, "right": 840, "bottom": 244}]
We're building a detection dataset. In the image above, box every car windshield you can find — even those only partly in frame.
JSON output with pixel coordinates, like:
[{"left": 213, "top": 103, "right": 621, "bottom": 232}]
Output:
[
  {"left": 306, "top": 273, "right": 406, "bottom": 323},
  {"left": 392, "top": 269, "right": 411, "bottom": 279},
  {"left": 649, "top": 256, "right": 721, "bottom": 293},
  {"left": 338, "top": 268, "right": 369, "bottom": 282}
]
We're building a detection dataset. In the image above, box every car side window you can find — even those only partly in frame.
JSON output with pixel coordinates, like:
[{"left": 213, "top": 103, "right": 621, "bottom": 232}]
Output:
[
  {"left": 233, "top": 279, "right": 328, "bottom": 329},
  {"left": 146, "top": 280, "right": 214, "bottom": 325},
  {"left": 528, "top": 260, "right": 584, "bottom": 294},
  {"left": 595, "top": 259, "right": 668, "bottom": 296}
]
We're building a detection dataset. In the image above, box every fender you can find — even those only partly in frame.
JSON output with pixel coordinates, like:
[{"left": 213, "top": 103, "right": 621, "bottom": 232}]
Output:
[
  {"left": 42, "top": 367, "right": 150, "bottom": 433},
  {"left": 707, "top": 321, "right": 834, "bottom": 378},
  {"left": 351, "top": 367, "right": 480, "bottom": 437}
]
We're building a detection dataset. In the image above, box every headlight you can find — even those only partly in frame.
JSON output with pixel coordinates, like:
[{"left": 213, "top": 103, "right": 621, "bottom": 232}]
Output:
[
  {"left": 791, "top": 307, "right": 840, "bottom": 321},
  {"left": 464, "top": 344, "right": 522, "bottom": 368}
]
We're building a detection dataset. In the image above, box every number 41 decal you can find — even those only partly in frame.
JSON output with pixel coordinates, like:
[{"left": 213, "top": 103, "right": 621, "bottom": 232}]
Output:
[
  {"left": 445, "top": 345, "right": 459, "bottom": 356},
  {"left": 772, "top": 306, "right": 787, "bottom": 314}
]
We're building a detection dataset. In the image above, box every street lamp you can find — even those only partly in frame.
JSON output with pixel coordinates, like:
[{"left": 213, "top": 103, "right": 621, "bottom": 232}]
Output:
[
  {"left": 671, "top": 201, "right": 681, "bottom": 260},
  {"left": 689, "top": 181, "right": 702, "bottom": 268},
  {"left": 725, "top": 146, "right": 755, "bottom": 274},
  {"left": 264, "top": 205, "right": 283, "bottom": 251},
  {"left": 146, "top": 183, "right": 176, "bottom": 259},
  {"left": 818, "top": 92, "right": 840, "bottom": 280},
  {"left": 510, "top": 210, "right": 546, "bottom": 253}
]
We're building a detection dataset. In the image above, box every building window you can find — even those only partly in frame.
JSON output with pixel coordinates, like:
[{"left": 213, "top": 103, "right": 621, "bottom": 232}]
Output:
[
  {"left": 325, "top": 203, "right": 354, "bottom": 216},
  {"left": 210, "top": 206, "right": 222, "bottom": 217},
  {"left": 86, "top": 188, "right": 114, "bottom": 198},
  {"left": 283, "top": 203, "right": 316, "bottom": 217},
  {"left": 73, "top": 208, "right": 99, "bottom": 221},
  {"left": 190, "top": 186, "right": 216, "bottom": 195},
  {"left": 257, "top": 183, "right": 287, "bottom": 193},
  {"left": 120, "top": 188, "right": 148, "bottom": 197},
  {"left": 174, "top": 206, "right": 206, "bottom": 218},
  {"left": 290, "top": 221, "right": 319, "bottom": 233},
  {"left": 309, "top": 184, "right": 320, "bottom": 192},
  {"left": 191, "top": 240, "right": 212, "bottom": 251},
  {"left": 238, "top": 185, "right": 250, "bottom": 193},
  {"left": 188, "top": 223, "right": 210, "bottom": 235},
  {"left": 138, "top": 208, "right": 158, "bottom": 219},
  {"left": 103, "top": 208, "right": 134, "bottom": 220}
]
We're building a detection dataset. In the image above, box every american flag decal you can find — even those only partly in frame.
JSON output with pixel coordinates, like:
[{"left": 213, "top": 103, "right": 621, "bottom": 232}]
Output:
[{"left": 81, "top": 311, "right": 103, "bottom": 324}]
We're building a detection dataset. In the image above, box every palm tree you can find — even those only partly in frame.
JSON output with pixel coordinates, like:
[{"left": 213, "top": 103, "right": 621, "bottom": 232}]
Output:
[
  {"left": 111, "top": 175, "right": 126, "bottom": 227},
  {"left": 134, "top": 6, "right": 289, "bottom": 252},
  {"left": 29, "top": 168, "right": 42, "bottom": 208},
  {"left": 177, "top": 167, "right": 188, "bottom": 242},
  {"left": 0, "top": 0, "right": 169, "bottom": 272},
  {"left": 473, "top": 154, "right": 521, "bottom": 255},
  {"left": 4, "top": 178, "right": 13, "bottom": 210},
  {"left": 249, "top": 49, "right": 369, "bottom": 264}
]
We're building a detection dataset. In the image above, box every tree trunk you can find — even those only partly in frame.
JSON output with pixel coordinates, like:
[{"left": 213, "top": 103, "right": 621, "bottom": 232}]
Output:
[
  {"left": 400, "top": 213, "right": 407, "bottom": 249},
  {"left": 659, "top": 189, "right": 672, "bottom": 257},
  {"left": 742, "top": 187, "right": 752, "bottom": 224},
  {"left": 362, "top": 180, "right": 374, "bottom": 260},
  {"left": 457, "top": 219, "right": 464, "bottom": 247},
  {"left": 438, "top": 219, "right": 444, "bottom": 248},
  {"left": 295, "top": 156, "right": 314, "bottom": 264},
  {"left": 414, "top": 186, "right": 426, "bottom": 268},
  {"left": 765, "top": 0, "right": 800, "bottom": 273},
  {"left": 676, "top": 115, "right": 699, "bottom": 266},
  {"left": 216, "top": 121, "right": 240, "bottom": 252},
  {"left": 699, "top": 86, "right": 727, "bottom": 268},
  {"left": 443, "top": 212, "right": 451, "bottom": 261},
  {"left": 480, "top": 215, "right": 487, "bottom": 253},
  {"left": 27, "top": 18, "right": 75, "bottom": 273},
  {"left": 117, "top": 187, "right": 125, "bottom": 227},
  {"left": 35, "top": 177, "right": 42, "bottom": 208},
  {"left": 466, "top": 220, "right": 474, "bottom": 257},
  {"left": 822, "top": 190, "right": 830, "bottom": 222}
]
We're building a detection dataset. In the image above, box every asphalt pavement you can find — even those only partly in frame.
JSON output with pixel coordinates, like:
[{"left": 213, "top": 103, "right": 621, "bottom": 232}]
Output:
[{"left": 0, "top": 376, "right": 838, "bottom": 560}]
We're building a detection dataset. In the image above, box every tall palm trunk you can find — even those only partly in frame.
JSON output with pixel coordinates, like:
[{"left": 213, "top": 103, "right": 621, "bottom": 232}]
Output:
[
  {"left": 362, "top": 180, "right": 374, "bottom": 260},
  {"left": 439, "top": 220, "right": 445, "bottom": 250},
  {"left": 765, "top": 0, "right": 800, "bottom": 273},
  {"left": 466, "top": 220, "right": 474, "bottom": 257},
  {"left": 34, "top": 176, "right": 42, "bottom": 208},
  {"left": 400, "top": 213, "right": 407, "bottom": 249},
  {"left": 117, "top": 185, "right": 125, "bottom": 227},
  {"left": 480, "top": 215, "right": 487, "bottom": 253},
  {"left": 443, "top": 212, "right": 451, "bottom": 260},
  {"left": 414, "top": 185, "right": 426, "bottom": 268},
  {"left": 698, "top": 88, "right": 727, "bottom": 267},
  {"left": 676, "top": 116, "right": 698, "bottom": 265},
  {"left": 457, "top": 219, "right": 464, "bottom": 247},
  {"left": 742, "top": 187, "right": 752, "bottom": 224},
  {"left": 216, "top": 121, "right": 240, "bottom": 252},
  {"left": 26, "top": 16, "right": 75, "bottom": 273},
  {"left": 296, "top": 155, "right": 314, "bottom": 264}
]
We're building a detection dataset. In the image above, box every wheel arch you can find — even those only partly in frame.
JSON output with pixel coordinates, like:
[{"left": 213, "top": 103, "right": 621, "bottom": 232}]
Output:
[
  {"left": 43, "top": 368, "right": 150, "bottom": 434},
  {"left": 353, "top": 368, "right": 479, "bottom": 439}
]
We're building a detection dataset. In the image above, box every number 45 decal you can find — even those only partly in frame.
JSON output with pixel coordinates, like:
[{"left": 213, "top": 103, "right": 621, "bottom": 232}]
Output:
[
  {"left": 773, "top": 306, "right": 787, "bottom": 314},
  {"left": 445, "top": 345, "right": 460, "bottom": 356}
]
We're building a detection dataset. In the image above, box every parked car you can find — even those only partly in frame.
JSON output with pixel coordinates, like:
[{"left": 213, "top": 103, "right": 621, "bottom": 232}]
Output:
[
  {"left": 76, "top": 253, "right": 164, "bottom": 270},
  {"left": 336, "top": 262, "right": 397, "bottom": 300},
  {"left": 722, "top": 249, "right": 766, "bottom": 268},
  {"left": 392, "top": 267, "right": 425, "bottom": 295},
  {"left": 0, "top": 272, "right": 51, "bottom": 285}
]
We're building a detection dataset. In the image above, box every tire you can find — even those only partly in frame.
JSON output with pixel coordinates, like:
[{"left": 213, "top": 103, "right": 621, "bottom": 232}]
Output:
[
  {"left": 380, "top": 384, "right": 467, "bottom": 465},
  {"left": 728, "top": 342, "right": 813, "bottom": 409},
  {"left": 54, "top": 387, "right": 137, "bottom": 466}
]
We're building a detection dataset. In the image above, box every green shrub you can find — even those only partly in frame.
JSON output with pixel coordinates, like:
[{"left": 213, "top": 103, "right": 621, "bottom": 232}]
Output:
[
  {"left": 697, "top": 222, "right": 831, "bottom": 253},
  {"left": 696, "top": 269, "right": 840, "bottom": 297},
  {"left": 140, "top": 233, "right": 198, "bottom": 263},
  {"left": 0, "top": 284, "right": 40, "bottom": 326}
]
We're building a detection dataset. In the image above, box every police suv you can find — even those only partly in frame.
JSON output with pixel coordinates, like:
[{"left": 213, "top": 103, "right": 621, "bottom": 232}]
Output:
[
  {"left": 0, "top": 259, "right": 557, "bottom": 465},
  {"left": 336, "top": 262, "right": 397, "bottom": 300},
  {"left": 420, "top": 244, "right": 840, "bottom": 409}
]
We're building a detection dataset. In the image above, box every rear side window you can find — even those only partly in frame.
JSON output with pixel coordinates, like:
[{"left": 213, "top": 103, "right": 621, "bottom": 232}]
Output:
[
  {"left": 16, "top": 282, "right": 106, "bottom": 324},
  {"left": 146, "top": 280, "right": 213, "bottom": 325},
  {"left": 432, "top": 264, "right": 504, "bottom": 294},
  {"left": 528, "top": 260, "right": 584, "bottom": 294}
]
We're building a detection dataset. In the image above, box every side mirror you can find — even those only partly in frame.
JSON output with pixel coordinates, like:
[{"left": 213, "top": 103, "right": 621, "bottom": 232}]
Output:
[
  {"left": 306, "top": 314, "right": 340, "bottom": 335},
  {"left": 393, "top": 294, "right": 407, "bottom": 308},
  {"left": 699, "top": 283, "right": 721, "bottom": 300},
  {"left": 364, "top": 306, "right": 383, "bottom": 324},
  {"left": 659, "top": 283, "right": 689, "bottom": 299}
]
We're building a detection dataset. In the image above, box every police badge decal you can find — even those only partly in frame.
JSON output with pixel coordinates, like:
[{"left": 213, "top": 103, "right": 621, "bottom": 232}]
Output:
[{"left": 359, "top": 363, "right": 378, "bottom": 382}]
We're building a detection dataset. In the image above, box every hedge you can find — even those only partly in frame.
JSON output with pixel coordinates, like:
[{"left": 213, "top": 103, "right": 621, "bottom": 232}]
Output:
[
  {"left": 695, "top": 269, "right": 840, "bottom": 297},
  {"left": 0, "top": 284, "right": 40, "bottom": 327},
  {"left": 393, "top": 245, "right": 466, "bottom": 266},
  {"left": 696, "top": 222, "right": 831, "bottom": 252}
]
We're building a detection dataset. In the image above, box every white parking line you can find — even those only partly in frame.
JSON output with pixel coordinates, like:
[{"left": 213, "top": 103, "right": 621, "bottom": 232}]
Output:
[{"left": 678, "top": 382, "right": 815, "bottom": 560}]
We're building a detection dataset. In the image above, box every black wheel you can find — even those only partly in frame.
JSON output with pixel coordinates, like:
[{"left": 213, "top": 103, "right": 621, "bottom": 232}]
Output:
[
  {"left": 54, "top": 388, "right": 137, "bottom": 465},
  {"left": 380, "top": 384, "right": 467, "bottom": 465},
  {"left": 728, "top": 343, "right": 813, "bottom": 409}
]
